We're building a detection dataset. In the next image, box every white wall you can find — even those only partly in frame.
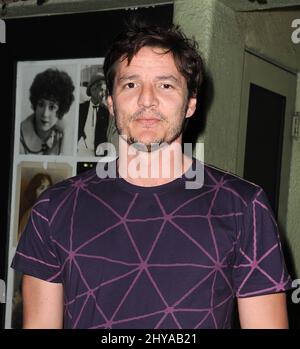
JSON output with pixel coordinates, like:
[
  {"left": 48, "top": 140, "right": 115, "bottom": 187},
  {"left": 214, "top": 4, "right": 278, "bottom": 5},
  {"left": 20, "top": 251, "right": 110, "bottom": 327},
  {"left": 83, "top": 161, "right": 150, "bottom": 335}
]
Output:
[{"left": 287, "top": 77, "right": 300, "bottom": 277}]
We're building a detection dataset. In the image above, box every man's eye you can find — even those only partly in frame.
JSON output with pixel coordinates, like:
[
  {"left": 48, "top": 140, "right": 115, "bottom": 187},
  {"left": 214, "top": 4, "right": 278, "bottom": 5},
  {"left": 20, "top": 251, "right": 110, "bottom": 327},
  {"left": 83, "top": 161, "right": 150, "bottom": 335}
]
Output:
[
  {"left": 161, "top": 84, "right": 172, "bottom": 89},
  {"left": 126, "top": 82, "right": 136, "bottom": 89}
]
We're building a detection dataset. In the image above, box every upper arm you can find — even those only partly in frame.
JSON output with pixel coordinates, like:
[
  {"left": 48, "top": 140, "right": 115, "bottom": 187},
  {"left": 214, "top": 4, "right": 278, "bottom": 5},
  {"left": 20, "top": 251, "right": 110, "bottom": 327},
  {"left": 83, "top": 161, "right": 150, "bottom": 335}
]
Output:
[
  {"left": 237, "top": 293, "right": 289, "bottom": 329},
  {"left": 22, "top": 274, "right": 64, "bottom": 329}
]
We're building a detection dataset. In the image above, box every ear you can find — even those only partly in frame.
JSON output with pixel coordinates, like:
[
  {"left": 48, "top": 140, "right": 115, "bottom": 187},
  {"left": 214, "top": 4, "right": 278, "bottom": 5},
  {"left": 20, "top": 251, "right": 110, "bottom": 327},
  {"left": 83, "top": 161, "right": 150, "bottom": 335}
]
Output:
[
  {"left": 107, "top": 95, "right": 114, "bottom": 116},
  {"left": 185, "top": 96, "right": 197, "bottom": 119}
]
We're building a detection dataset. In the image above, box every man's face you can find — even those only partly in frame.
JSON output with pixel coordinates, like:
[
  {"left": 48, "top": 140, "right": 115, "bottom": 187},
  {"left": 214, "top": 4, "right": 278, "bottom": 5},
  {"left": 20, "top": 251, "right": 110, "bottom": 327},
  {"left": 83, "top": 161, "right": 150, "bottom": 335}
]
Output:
[
  {"left": 107, "top": 46, "right": 196, "bottom": 150},
  {"left": 35, "top": 98, "right": 59, "bottom": 132},
  {"left": 90, "top": 81, "right": 106, "bottom": 104}
]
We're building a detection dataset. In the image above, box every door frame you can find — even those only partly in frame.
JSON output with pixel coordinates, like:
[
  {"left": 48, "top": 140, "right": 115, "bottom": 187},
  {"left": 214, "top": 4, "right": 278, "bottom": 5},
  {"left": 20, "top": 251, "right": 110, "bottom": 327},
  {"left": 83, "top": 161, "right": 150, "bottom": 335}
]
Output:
[{"left": 236, "top": 49, "right": 297, "bottom": 233}]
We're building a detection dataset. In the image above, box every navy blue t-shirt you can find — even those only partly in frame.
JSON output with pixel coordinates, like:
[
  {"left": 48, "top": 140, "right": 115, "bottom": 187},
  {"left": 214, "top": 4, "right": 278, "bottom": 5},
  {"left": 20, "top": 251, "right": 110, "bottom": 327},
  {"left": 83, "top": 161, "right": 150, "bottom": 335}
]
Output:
[{"left": 12, "top": 159, "right": 292, "bottom": 328}]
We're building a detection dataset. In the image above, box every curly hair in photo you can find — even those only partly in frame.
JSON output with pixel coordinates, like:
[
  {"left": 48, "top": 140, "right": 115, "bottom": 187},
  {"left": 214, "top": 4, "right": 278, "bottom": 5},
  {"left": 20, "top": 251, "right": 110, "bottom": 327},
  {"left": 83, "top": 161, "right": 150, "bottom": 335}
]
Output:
[{"left": 29, "top": 68, "right": 75, "bottom": 119}]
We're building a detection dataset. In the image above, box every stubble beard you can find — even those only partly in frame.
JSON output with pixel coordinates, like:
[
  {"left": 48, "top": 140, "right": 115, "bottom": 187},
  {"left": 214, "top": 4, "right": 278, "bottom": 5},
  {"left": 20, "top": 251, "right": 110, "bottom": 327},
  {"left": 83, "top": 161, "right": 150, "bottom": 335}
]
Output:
[{"left": 114, "top": 105, "right": 188, "bottom": 153}]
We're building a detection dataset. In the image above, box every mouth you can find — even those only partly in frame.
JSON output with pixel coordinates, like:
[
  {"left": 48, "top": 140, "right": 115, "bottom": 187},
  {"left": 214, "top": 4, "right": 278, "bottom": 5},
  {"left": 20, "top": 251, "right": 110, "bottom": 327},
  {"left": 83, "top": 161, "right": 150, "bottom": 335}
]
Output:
[
  {"left": 135, "top": 117, "right": 161, "bottom": 126},
  {"left": 40, "top": 120, "right": 51, "bottom": 128}
]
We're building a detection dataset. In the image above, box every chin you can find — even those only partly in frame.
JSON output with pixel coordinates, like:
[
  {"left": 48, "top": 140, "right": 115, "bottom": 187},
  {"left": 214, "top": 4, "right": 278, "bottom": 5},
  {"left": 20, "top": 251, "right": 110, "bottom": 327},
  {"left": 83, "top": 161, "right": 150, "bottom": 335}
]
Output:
[
  {"left": 40, "top": 127, "right": 51, "bottom": 132},
  {"left": 132, "top": 132, "right": 164, "bottom": 144},
  {"left": 132, "top": 138, "right": 164, "bottom": 147}
]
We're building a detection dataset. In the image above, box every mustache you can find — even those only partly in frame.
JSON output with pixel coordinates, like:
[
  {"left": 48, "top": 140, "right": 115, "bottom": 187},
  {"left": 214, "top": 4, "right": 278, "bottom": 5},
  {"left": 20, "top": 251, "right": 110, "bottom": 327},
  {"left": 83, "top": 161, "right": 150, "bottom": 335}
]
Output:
[{"left": 130, "top": 108, "right": 166, "bottom": 121}]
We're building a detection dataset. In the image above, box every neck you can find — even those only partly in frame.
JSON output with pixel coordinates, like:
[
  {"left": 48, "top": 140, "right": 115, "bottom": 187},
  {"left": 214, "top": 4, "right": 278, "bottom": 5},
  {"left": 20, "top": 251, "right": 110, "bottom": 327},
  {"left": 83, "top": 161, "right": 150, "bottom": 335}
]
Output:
[{"left": 118, "top": 136, "right": 192, "bottom": 187}]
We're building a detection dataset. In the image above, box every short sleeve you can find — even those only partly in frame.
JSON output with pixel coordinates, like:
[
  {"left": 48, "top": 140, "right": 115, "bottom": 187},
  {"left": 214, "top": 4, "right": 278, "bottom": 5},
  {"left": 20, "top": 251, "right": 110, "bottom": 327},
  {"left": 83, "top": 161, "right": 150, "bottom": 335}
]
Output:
[
  {"left": 232, "top": 188, "right": 292, "bottom": 298},
  {"left": 11, "top": 189, "right": 62, "bottom": 283}
]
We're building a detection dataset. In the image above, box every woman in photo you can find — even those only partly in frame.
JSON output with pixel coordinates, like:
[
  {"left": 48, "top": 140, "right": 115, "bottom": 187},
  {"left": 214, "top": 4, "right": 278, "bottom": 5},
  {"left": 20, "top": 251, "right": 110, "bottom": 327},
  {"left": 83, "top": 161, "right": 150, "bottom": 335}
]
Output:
[
  {"left": 18, "top": 172, "right": 53, "bottom": 239},
  {"left": 20, "top": 68, "right": 75, "bottom": 155}
]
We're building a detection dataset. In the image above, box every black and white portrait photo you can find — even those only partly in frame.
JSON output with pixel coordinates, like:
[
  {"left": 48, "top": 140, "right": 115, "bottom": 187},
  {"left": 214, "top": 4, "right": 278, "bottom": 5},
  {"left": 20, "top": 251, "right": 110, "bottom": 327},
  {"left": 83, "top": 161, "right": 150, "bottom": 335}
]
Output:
[
  {"left": 16, "top": 62, "right": 78, "bottom": 156},
  {"left": 77, "top": 63, "right": 116, "bottom": 157}
]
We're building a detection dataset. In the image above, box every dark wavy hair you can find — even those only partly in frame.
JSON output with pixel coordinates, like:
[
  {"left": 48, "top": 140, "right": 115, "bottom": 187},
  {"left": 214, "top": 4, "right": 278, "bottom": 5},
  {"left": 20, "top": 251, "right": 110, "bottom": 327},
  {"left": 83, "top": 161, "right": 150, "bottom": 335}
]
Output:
[
  {"left": 29, "top": 68, "right": 75, "bottom": 119},
  {"left": 19, "top": 173, "right": 53, "bottom": 221},
  {"left": 103, "top": 21, "right": 204, "bottom": 99}
]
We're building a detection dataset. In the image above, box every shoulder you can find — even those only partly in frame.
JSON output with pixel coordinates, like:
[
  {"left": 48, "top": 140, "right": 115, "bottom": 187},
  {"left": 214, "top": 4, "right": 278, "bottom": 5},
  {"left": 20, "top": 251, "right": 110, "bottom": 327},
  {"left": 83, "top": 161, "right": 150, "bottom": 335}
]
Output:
[
  {"left": 79, "top": 101, "right": 90, "bottom": 120},
  {"left": 79, "top": 101, "right": 90, "bottom": 111},
  {"left": 39, "top": 167, "right": 105, "bottom": 213},
  {"left": 200, "top": 162, "right": 275, "bottom": 233},
  {"left": 99, "top": 103, "right": 109, "bottom": 113},
  {"left": 202, "top": 161, "right": 263, "bottom": 206},
  {"left": 21, "top": 114, "right": 34, "bottom": 134},
  {"left": 53, "top": 124, "right": 64, "bottom": 137},
  {"left": 49, "top": 166, "right": 97, "bottom": 193}
]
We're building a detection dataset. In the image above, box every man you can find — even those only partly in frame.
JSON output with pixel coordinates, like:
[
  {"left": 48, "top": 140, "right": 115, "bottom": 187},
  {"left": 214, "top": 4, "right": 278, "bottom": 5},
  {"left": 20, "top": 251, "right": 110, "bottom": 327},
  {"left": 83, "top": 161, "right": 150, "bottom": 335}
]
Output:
[
  {"left": 12, "top": 22, "right": 292, "bottom": 329},
  {"left": 77, "top": 73, "right": 110, "bottom": 156}
]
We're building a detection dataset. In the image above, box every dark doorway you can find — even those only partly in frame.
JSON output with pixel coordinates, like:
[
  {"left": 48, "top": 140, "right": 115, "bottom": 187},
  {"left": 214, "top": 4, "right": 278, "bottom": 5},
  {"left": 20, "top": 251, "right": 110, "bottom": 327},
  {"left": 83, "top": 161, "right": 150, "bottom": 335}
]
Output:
[{"left": 243, "top": 83, "right": 286, "bottom": 218}]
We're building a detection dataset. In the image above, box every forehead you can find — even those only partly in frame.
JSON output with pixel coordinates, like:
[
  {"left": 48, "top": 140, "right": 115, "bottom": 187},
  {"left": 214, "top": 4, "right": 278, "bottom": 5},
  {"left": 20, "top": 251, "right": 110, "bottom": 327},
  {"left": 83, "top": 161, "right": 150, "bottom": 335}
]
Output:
[
  {"left": 116, "top": 46, "right": 182, "bottom": 77},
  {"left": 91, "top": 81, "right": 105, "bottom": 88},
  {"left": 37, "top": 98, "right": 59, "bottom": 105},
  {"left": 39, "top": 178, "right": 50, "bottom": 185}
]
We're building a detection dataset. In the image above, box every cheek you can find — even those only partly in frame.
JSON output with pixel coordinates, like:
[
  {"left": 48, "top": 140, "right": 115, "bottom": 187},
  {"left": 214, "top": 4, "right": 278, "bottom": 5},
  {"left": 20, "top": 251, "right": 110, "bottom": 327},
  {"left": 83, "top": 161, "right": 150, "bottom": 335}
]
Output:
[
  {"left": 35, "top": 108, "right": 42, "bottom": 118},
  {"left": 50, "top": 112, "right": 59, "bottom": 122},
  {"left": 113, "top": 100, "right": 130, "bottom": 118},
  {"left": 159, "top": 94, "right": 185, "bottom": 110}
]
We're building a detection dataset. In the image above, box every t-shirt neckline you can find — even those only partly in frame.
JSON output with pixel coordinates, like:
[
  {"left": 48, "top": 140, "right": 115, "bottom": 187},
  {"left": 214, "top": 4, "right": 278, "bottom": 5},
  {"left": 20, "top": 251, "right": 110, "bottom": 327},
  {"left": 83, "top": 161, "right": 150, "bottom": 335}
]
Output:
[{"left": 115, "top": 157, "right": 198, "bottom": 194}]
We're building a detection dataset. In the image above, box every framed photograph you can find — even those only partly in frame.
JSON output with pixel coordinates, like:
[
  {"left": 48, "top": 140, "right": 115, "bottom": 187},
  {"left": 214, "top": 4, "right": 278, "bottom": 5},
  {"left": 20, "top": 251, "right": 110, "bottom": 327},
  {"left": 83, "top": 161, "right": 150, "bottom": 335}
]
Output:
[
  {"left": 10, "top": 161, "right": 73, "bottom": 328},
  {"left": 77, "top": 61, "right": 112, "bottom": 157},
  {"left": 17, "top": 61, "right": 78, "bottom": 156}
]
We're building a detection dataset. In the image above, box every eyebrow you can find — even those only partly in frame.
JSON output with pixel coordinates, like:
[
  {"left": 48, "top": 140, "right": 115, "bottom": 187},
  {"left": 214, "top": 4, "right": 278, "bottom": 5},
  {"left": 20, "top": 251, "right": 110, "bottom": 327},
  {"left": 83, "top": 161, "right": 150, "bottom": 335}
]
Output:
[
  {"left": 118, "top": 74, "right": 181, "bottom": 84},
  {"left": 156, "top": 75, "right": 180, "bottom": 82},
  {"left": 118, "top": 74, "right": 140, "bottom": 82}
]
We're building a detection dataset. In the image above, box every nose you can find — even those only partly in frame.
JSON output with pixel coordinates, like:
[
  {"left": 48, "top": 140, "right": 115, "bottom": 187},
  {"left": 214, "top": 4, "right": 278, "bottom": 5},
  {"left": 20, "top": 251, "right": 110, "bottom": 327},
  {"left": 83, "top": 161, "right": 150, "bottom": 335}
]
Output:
[
  {"left": 137, "top": 84, "right": 158, "bottom": 108},
  {"left": 42, "top": 106, "right": 51, "bottom": 118}
]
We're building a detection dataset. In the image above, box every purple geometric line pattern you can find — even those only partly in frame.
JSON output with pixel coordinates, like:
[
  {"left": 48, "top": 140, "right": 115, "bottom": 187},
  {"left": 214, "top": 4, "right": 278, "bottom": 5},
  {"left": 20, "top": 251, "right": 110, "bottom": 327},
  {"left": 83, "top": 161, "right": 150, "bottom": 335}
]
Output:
[
  {"left": 71, "top": 258, "right": 108, "bottom": 329},
  {"left": 30, "top": 212, "right": 44, "bottom": 243},
  {"left": 233, "top": 186, "right": 290, "bottom": 298},
  {"left": 49, "top": 186, "right": 75, "bottom": 225},
  {"left": 15, "top": 251, "right": 60, "bottom": 268},
  {"left": 12, "top": 160, "right": 292, "bottom": 329},
  {"left": 31, "top": 208, "right": 49, "bottom": 222}
]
